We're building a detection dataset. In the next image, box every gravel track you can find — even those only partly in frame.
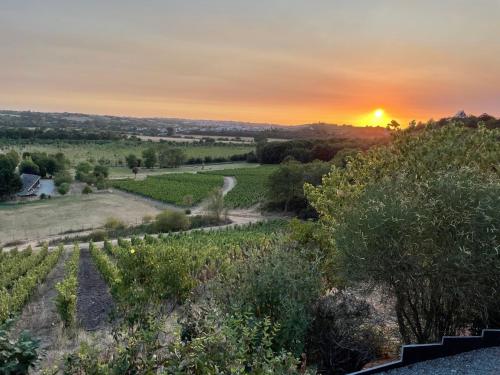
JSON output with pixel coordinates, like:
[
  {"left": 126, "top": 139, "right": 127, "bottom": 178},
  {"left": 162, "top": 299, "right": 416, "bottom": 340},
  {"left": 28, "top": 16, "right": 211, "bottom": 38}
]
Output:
[
  {"left": 381, "top": 347, "right": 500, "bottom": 374},
  {"left": 76, "top": 248, "right": 115, "bottom": 330}
]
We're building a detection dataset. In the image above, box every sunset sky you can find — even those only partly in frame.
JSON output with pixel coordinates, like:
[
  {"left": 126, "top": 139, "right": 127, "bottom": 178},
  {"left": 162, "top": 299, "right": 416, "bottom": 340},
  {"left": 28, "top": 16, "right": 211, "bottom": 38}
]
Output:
[{"left": 1, "top": 0, "right": 499, "bottom": 126}]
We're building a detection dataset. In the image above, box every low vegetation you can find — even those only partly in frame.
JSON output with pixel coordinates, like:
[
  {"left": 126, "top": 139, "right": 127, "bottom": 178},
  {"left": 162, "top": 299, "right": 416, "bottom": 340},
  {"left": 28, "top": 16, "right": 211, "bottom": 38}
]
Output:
[
  {"left": 112, "top": 173, "right": 224, "bottom": 206},
  {"left": 0, "top": 245, "right": 63, "bottom": 323},
  {"left": 204, "top": 165, "right": 278, "bottom": 208},
  {"left": 55, "top": 245, "right": 80, "bottom": 327}
]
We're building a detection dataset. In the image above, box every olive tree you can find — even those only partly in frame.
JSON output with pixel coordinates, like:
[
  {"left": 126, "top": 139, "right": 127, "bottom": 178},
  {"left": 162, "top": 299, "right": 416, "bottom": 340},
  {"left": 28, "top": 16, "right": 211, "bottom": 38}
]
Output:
[{"left": 306, "top": 124, "right": 500, "bottom": 343}]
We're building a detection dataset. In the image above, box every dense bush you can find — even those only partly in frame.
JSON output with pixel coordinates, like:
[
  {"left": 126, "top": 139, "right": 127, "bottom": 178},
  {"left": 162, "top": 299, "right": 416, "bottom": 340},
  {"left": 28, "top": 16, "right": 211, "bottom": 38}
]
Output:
[
  {"left": 266, "top": 160, "right": 330, "bottom": 215},
  {"left": 19, "top": 158, "right": 40, "bottom": 175},
  {"left": 256, "top": 138, "right": 376, "bottom": 164},
  {"left": 171, "top": 309, "right": 311, "bottom": 374},
  {"left": 53, "top": 170, "right": 72, "bottom": 186},
  {"left": 154, "top": 210, "right": 190, "bottom": 233},
  {"left": 57, "top": 182, "right": 70, "bottom": 195},
  {"left": 307, "top": 124, "right": 500, "bottom": 343},
  {"left": 305, "top": 292, "right": 383, "bottom": 374},
  {"left": 0, "top": 321, "right": 39, "bottom": 375},
  {"left": 82, "top": 185, "right": 92, "bottom": 194},
  {"left": 213, "top": 244, "right": 323, "bottom": 356}
]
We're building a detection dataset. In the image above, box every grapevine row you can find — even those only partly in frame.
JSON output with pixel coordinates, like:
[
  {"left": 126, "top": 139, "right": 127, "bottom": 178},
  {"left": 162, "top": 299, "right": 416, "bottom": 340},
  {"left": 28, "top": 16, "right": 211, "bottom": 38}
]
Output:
[
  {"left": 55, "top": 244, "right": 80, "bottom": 327},
  {"left": 0, "top": 245, "right": 63, "bottom": 323}
]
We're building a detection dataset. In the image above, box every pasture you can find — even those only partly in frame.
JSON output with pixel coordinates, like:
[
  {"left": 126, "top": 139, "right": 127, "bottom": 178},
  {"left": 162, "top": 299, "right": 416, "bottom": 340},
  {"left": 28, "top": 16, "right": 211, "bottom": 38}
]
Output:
[{"left": 0, "top": 193, "right": 162, "bottom": 246}]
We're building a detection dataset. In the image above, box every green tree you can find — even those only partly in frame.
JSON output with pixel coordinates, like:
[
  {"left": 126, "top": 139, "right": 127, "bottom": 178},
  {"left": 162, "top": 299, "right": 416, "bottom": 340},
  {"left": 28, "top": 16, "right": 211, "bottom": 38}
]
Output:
[
  {"left": 19, "top": 158, "right": 40, "bottom": 175},
  {"left": 125, "top": 154, "right": 139, "bottom": 169},
  {"left": 306, "top": 124, "right": 500, "bottom": 343},
  {"left": 142, "top": 148, "right": 157, "bottom": 169},
  {"left": 0, "top": 155, "right": 22, "bottom": 198},
  {"left": 158, "top": 147, "right": 186, "bottom": 168}
]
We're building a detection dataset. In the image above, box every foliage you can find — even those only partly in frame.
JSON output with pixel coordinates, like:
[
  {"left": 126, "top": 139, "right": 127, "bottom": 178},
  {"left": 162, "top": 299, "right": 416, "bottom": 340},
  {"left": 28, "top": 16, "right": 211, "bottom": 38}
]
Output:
[
  {"left": 306, "top": 124, "right": 500, "bottom": 343},
  {"left": 204, "top": 166, "right": 277, "bottom": 208},
  {"left": 0, "top": 320, "right": 39, "bottom": 375},
  {"left": 55, "top": 245, "right": 80, "bottom": 327},
  {"left": 88, "top": 242, "right": 121, "bottom": 296},
  {"left": 97, "top": 221, "right": 286, "bottom": 308},
  {"left": 155, "top": 210, "right": 190, "bottom": 233},
  {"left": 81, "top": 185, "right": 92, "bottom": 194},
  {"left": 0, "top": 246, "right": 47, "bottom": 290},
  {"left": 0, "top": 153, "right": 22, "bottom": 199},
  {"left": 213, "top": 243, "right": 323, "bottom": 356},
  {"left": 57, "top": 183, "right": 70, "bottom": 195},
  {"left": 305, "top": 292, "right": 383, "bottom": 375},
  {"left": 158, "top": 147, "right": 186, "bottom": 168},
  {"left": 142, "top": 147, "right": 157, "bottom": 169},
  {"left": 112, "top": 173, "right": 223, "bottom": 206},
  {"left": 206, "top": 188, "right": 225, "bottom": 222},
  {"left": 53, "top": 170, "right": 72, "bottom": 186},
  {"left": 19, "top": 158, "right": 40, "bottom": 176},
  {"left": 267, "top": 160, "right": 330, "bottom": 215},
  {"left": 0, "top": 245, "right": 63, "bottom": 323},
  {"left": 125, "top": 153, "right": 140, "bottom": 169},
  {"left": 256, "top": 138, "right": 378, "bottom": 164},
  {"left": 335, "top": 169, "right": 500, "bottom": 342},
  {"left": 169, "top": 310, "right": 311, "bottom": 374},
  {"left": 104, "top": 217, "right": 126, "bottom": 231}
]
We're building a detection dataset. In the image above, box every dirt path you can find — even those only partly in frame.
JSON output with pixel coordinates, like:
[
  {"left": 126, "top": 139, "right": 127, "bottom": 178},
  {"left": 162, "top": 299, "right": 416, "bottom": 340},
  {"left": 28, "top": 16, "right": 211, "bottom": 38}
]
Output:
[
  {"left": 10, "top": 248, "right": 70, "bottom": 370},
  {"left": 77, "top": 248, "right": 115, "bottom": 331}
]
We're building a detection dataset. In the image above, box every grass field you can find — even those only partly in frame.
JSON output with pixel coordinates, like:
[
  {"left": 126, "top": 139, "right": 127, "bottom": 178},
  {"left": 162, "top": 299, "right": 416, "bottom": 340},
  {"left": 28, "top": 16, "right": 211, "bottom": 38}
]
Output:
[
  {"left": 203, "top": 165, "right": 278, "bottom": 208},
  {"left": 111, "top": 173, "right": 224, "bottom": 206},
  {"left": 0, "top": 193, "right": 162, "bottom": 246},
  {"left": 0, "top": 140, "right": 254, "bottom": 167}
]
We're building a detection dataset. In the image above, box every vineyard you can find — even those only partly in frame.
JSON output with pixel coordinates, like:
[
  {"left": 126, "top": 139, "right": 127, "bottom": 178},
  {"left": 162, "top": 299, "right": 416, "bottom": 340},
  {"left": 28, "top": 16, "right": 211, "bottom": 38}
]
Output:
[
  {"left": 87, "top": 221, "right": 287, "bottom": 307},
  {"left": 111, "top": 173, "right": 224, "bottom": 206},
  {"left": 1, "top": 140, "right": 255, "bottom": 167},
  {"left": 0, "top": 245, "right": 63, "bottom": 323},
  {"left": 203, "top": 165, "right": 278, "bottom": 208}
]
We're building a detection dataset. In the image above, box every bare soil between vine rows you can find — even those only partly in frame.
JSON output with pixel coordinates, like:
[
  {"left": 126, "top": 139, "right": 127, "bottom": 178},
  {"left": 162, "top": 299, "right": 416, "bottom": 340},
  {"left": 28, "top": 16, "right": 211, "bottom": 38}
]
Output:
[{"left": 76, "top": 248, "right": 115, "bottom": 331}]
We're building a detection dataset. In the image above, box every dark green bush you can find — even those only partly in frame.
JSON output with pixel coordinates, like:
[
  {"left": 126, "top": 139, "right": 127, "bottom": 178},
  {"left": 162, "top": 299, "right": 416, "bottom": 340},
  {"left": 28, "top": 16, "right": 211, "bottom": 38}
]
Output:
[
  {"left": 0, "top": 321, "right": 39, "bottom": 375},
  {"left": 57, "top": 182, "right": 70, "bottom": 195},
  {"left": 305, "top": 292, "right": 383, "bottom": 375},
  {"left": 213, "top": 244, "right": 323, "bottom": 356}
]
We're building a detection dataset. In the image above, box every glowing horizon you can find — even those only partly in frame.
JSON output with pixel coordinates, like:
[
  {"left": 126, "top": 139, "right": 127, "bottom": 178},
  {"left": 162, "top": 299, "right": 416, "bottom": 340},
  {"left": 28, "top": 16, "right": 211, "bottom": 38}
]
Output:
[{"left": 1, "top": 1, "right": 499, "bottom": 127}]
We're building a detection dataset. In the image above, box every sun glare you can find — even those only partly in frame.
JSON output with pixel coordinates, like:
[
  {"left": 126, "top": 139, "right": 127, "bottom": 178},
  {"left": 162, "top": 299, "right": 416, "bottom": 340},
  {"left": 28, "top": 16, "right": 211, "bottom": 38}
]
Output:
[{"left": 374, "top": 109, "right": 384, "bottom": 118}]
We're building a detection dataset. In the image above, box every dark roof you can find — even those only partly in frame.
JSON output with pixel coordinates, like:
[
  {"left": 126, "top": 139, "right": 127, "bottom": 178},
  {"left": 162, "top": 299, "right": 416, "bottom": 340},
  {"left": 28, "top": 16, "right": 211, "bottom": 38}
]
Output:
[{"left": 17, "top": 173, "right": 41, "bottom": 196}]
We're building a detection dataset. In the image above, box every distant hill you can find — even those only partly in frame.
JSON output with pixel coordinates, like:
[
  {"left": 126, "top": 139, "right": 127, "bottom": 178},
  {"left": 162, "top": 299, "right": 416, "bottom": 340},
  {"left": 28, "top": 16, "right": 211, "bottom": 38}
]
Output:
[{"left": 0, "top": 109, "right": 389, "bottom": 140}]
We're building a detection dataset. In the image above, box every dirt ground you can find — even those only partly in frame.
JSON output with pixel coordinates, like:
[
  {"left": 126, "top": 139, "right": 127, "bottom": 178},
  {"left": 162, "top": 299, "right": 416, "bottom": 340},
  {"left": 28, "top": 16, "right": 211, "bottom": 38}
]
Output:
[
  {"left": 0, "top": 192, "right": 163, "bottom": 247},
  {"left": 77, "top": 248, "right": 115, "bottom": 330}
]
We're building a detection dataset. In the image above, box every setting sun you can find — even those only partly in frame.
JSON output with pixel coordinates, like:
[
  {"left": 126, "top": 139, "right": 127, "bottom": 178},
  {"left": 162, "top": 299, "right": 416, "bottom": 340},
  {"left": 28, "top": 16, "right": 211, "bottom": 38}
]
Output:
[{"left": 374, "top": 109, "right": 384, "bottom": 118}]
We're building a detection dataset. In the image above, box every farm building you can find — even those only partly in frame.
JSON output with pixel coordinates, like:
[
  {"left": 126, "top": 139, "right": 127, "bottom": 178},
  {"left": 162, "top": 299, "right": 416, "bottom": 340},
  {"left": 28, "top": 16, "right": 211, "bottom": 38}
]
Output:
[{"left": 17, "top": 173, "right": 41, "bottom": 196}]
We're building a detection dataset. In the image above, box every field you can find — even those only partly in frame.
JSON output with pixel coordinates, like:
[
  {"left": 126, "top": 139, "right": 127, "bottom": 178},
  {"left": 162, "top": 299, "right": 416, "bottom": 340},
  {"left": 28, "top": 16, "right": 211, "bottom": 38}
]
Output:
[
  {"left": 0, "top": 193, "right": 163, "bottom": 246},
  {"left": 93, "top": 220, "right": 287, "bottom": 304},
  {"left": 203, "top": 165, "right": 278, "bottom": 208},
  {"left": 111, "top": 173, "right": 224, "bottom": 206},
  {"left": 0, "top": 140, "right": 254, "bottom": 166},
  {"left": 108, "top": 162, "right": 259, "bottom": 179}
]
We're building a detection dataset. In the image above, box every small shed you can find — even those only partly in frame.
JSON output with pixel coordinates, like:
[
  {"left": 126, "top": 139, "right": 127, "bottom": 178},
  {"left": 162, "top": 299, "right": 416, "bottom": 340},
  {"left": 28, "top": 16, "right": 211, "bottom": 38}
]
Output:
[{"left": 17, "top": 173, "right": 41, "bottom": 196}]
